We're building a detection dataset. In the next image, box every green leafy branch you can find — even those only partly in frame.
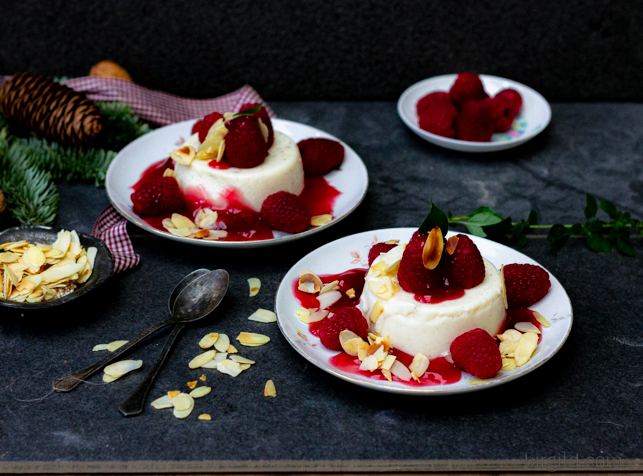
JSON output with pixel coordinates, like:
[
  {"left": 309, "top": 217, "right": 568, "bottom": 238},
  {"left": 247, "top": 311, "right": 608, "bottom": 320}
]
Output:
[{"left": 446, "top": 194, "right": 642, "bottom": 256}]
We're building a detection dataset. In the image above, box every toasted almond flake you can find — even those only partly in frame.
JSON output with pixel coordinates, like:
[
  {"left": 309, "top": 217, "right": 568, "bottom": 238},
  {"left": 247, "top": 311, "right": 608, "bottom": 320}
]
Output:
[
  {"left": 189, "top": 386, "right": 212, "bottom": 399},
  {"left": 359, "top": 355, "right": 379, "bottom": 372},
  {"left": 533, "top": 311, "right": 551, "bottom": 328},
  {"left": 189, "top": 350, "right": 216, "bottom": 369},
  {"left": 237, "top": 332, "right": 270, "bottom": 346},
  {"left": 104, "top": 360, "right": 142, "bottom": 378},
  {"left": 151, "top": 395, "right": 174, "bottom": 409},
  {"left": 367, "top": 277, "right": 396, "bottom": 300},
  {"left": 346, "top": 288, "right": 356, "bottom": 298},
  {"left": 187, "top": 381, "right": 197, "bottom": 389},
  {"left": 227, "top": 344, "right": 238, "bottom": 354},
  {"left": 199, "top": 374, "right": 206, "bottom": 381},
  {"left": 297, "top": 307, "right": 328, "bottom": 324},
  {"left": 318, "top": 290, "right": 342, "bottom": 309},
  {"left": 107, "top": 340, "right": 128, "bottom": 351},
  {"left": 339, "top": 330, "right": 361, "bottom": 353},
  {"left": 341, "top": 337, "right": 363, "bottom": 356},
  {"left": 390, "top": 361, "right": 412, "bottom": 381},
  {"left": 230, "top": 355, "right": 255, "bottom": 364},
  {"left": 501, "top": 357, "right": 517, "bottom": 371},
  {"left": 217, "top": 359, "right": 242, "bottom": 377},
  {"left": 214, "top": 333, "right": 230, "bottom": 352},
  {"left": 381, "top": 354, "right": 397, "bottom": 370},
  {"left": 310, "top": 214, "right": 332, "bottom": 227},
  {"left": 320, "top": 280, "right": 340, "bottom": 294},
  {"left": 409, "top": 353, "right": 429, "bottom": 380},
  {"left": 497, "top": 329, "right": 522, "bottom": 343},
  {"left": 170, "top": 145, "right": 196, "bottom": 166},
  {"left": 248, "top": 308, "right": 277, "bottom": 323},
  {"left": 199, "top": 332, "right": 219, "bottom": 349},
  {"left": 514, "top": 322, "right": 541, "bottom": 334},
  {"left": 381, "top": 368, "right": 393, "bottom": 382},
  {"left": 168, "top": 390, "right": 181, "bottom": 399},
  {"left": 163, "top": 168, "right": 174, "bottom": 177},
  {"left": 298, "top": 270, "right": 322, "bottom": 294},
  {"left": 53, "top": 231, "right": 71, "bottom": 254},
  {"left": 197, "top": 210, "right": 219, "bottom": 230},
  {"left": 0, "top": 252, "right": 19, "bottom": 263},
  {"left": 499, "top": 340, "right": 519, "bottom": 357},
  {"left": 248, "top": 277, "right": 261, "bottom": 296},
  {"left": 198, "top": 413, "right": 212, "bottom": 421},
  {"left": 171, "top": 213, "right": 196, "bottom": 230},
  {"left": 162, "top": 218, "right": 176, "bottom": 230},
  {"left": 446, "top": 235, "right": 460, "bottom": 255},
  {"left": 515, "top": 332, "right": 538, "bottom": 366},
  {"left": 264, "top": 379, "right": 277, "bottom": 397},
  {"left": 422, "top": 226, "right": 444, "bottom": 270},
  {"left": 194, "top": 229, "right": 210, "bottom": 238},
  {"left": 357, "top": 340, "right": 370, "bottom": 361},
  {"left": 369, "top": 299, "right": 384, "bottom": 323}
]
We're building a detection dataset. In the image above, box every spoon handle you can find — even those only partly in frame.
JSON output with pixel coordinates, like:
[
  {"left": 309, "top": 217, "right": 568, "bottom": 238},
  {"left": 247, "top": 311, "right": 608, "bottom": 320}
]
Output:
[
  {"left": 52, "top": 320, "right": 172, "bottom": 393},
  {"left": 119, "top": 324, "right": 185, "bottom": 417}
]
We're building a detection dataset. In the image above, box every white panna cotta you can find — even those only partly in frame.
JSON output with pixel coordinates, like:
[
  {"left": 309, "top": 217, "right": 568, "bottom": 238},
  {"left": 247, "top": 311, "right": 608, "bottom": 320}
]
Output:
[
  {"left": 358, "top": 245, "right": 506, "bottom": 360},
  {"left": 173, "top": 131, "right": 304, "bottom": 212}
]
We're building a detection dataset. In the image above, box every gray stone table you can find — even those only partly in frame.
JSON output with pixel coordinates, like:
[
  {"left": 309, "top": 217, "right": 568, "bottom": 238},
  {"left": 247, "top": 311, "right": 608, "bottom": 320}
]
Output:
[{"left": 0, "top": 103, "right": 642, "bottom": 473}]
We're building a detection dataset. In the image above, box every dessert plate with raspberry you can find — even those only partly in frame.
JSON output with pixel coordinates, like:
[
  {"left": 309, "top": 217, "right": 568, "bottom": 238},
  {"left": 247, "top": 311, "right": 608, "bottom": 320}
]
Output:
[
  {"left": 275, "top": 207, "right": 572, "bottom": 394},
  {"left": 106, "top": 105, "right": 368, "bottom": 248},
  {"left": 398, "top": 73, "right": 551, "bottom": 153}
]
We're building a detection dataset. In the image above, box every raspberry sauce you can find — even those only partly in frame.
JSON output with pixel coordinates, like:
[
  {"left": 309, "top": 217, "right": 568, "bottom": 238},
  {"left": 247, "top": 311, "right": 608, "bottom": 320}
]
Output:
[
  {"left": 292, "top": 268, "right": 462, "bottom": 386},
  {"left": 131, "top": 158, "right": 340, "bottom": 242},
  {"left": 414, "top": 283, "right": 465, "bottom": 304},
  {"left": 500, "top": 308, "right": 543, "bottom": 342}
]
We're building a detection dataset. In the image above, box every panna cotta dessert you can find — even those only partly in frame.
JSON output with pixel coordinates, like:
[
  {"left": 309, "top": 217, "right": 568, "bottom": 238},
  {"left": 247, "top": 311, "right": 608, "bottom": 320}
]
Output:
[{"left": 359, "top": 245, "right": 505, "bottom": 359}]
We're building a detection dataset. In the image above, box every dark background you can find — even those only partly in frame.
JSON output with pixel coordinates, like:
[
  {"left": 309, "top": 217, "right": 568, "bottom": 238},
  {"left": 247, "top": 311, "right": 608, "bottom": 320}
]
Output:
[{"left": 1, "top": 0, "right": 642, "bottom": 101}]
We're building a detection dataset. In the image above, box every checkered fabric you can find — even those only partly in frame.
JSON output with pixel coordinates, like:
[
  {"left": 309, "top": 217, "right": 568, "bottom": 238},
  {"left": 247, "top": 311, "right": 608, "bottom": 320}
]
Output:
[{"left": 92, "top": 206, "right": 140, "bottom": 275}]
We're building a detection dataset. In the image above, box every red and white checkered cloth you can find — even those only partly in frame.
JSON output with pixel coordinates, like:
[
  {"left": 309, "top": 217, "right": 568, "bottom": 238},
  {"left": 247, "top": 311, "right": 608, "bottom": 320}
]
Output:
[{"left": 1, "top": 74, "right": 273, "bottom": 274}]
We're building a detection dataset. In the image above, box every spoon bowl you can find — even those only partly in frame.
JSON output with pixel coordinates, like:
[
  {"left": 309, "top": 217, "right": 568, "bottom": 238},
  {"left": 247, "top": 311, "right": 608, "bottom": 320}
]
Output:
[
  {"left": 171, "top": 269, "right": 229, "bottom": 323},
  {"left": 168, "top": 268, "right": 210, "bottom": 315}
]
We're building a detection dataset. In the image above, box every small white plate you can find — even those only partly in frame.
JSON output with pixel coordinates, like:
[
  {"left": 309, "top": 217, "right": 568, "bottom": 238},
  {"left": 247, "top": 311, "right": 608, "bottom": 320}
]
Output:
[
  {"left": 275, "top": 228, "right": 573, "bottom": 395},
  {"left": 106, "top": 119, "right": 368, "bottom": 248},
  {"left": 398, "top": 74, "right": 551, "bottom": 153}
]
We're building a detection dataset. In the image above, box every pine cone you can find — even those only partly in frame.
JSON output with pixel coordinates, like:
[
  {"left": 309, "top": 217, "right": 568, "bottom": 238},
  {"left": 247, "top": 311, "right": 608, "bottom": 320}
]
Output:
[{"left": 0, "top": 72, "right": 104, "bottom": 147}]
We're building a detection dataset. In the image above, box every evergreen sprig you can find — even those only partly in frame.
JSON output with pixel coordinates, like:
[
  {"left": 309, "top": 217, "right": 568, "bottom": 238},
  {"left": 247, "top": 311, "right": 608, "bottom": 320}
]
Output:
[
  {"left": 0, "top": 101, "right": 149, "bottom": 225},
  {"left": 446, "top": 194, "right": 642, "bottom": 256}
]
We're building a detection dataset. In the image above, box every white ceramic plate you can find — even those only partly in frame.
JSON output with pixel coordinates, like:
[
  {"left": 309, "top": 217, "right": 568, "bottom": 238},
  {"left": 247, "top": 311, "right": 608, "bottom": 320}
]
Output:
[
  {"left": 275, "top": 228, "right": 573, "bottom": 395},
  {"left": 398, "top": 74, "right": 551, "bottom": 153},
  {"left": 106, "top": 119, "right": 368, "bottom": 248}
]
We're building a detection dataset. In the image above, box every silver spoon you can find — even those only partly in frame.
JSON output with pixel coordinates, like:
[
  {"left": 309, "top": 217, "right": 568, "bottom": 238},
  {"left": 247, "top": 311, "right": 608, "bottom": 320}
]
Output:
[
  {"left": 118, "top": 269, "right": 229, "bottom": 416},
  {"left": 52, "top": 269, "right": 226, "bottom": 393}
]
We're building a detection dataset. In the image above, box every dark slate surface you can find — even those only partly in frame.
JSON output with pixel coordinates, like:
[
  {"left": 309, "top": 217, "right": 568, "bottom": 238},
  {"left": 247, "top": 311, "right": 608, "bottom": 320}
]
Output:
[
  {"left": 1, "top": 102, "right": 642, "bottom": 464},
  {"left": 1, "top": 0, "right": 643, "bottom": 101}
]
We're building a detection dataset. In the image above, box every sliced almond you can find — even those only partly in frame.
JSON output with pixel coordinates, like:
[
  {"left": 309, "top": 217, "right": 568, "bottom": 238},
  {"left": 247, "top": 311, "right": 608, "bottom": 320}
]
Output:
[
  {"left": 199, "top": 332, "right": 219, "bottom": 349},
  {"left": 150, "top": 395, "right": 174, "bottom": 409},
  {"left": 359, "top": 355, "right": 379, "bottom": 372},
  {"left": 230, "top": 355, "right": 255, "bottom": 364},
  {"left": 446, "top": 235, "right": 460, "bottom": 255},
  {"left": 198, "top": 212, "right": 219, "bottom": 230},
  {"left": 163, "top": 168, "right": 174, "bottom": 177},
  {"left": 170, "top": 393, "right": 194, "bottom": 411},
  {"left": 162, "top": 218, "right": 176, "bottom": 230},
  {"left": 189, "top": 386, "right": 212, "bottom": 399},
  {"left": 317, "top": 290, "right": 342, "bottom": 309},
  {"left": 514, "top": 322, "right": 541, "bottom": 334},
  {"left": 102, "top": 373, "right": 118, "bottom": 383},
  {"left": 533, "top": 311, "right": 551, "bottom": 328},
  {"left": 198, "top": 413, "right": 212, "bottom": 420},
  {"left": 298, "top": 270, "right": 322, "bottom": 294},
  {"left": 298, "top": 307, "right": 328, "bottom": 324},
  {"left": 367, "top": 277, "right": 396, "bottom": 300},
  {"left": 104, "top": 360, "right": 142, "bottom": 378},
  {"left": 92, "top": 344, "right": 110, "bottom": 351},
  {"left": 499, "top": 340, "right": 519, "bottom": 357},
  {"left": 501, "top": 357, "right": 517, "bottom": 371},
  {"left": 248, "top": 308, "right": 277, "bottom": 323},
  {"left": 107, "top": 340, "right": 128, "bottom": 351},
  {"left": 168, "top": 390, "right": 181, "bottom": 399},
  {"left": 201, "top": 352, "right": 227, "bottom": 368},
  {"left": 187, "top": 381, "right": 197, "bottom": 389},
  {"left": 310, "top": 214, "right": 332, "bottom": 227},
  {"left": 497, "top": 329, "right": 522, "bottom": 343},
  {"left": 171, "top": 213, "right": 196, "bottom": 230},
  {"left": 369, "top": 299, "right": 384, "bottom": 323},
  {"left": 320, "top": 280, "right": 339, "bottom": 294},
  {"left": 217, "top": 359, "right": 242, "bottom": 377},
  {"left": 170, "top": 145, "right": 196, "bottom": 166},
  {"left": 239, "top": 363, "right": 251, "bottom": 371},
  {"left": 381, "top": 369, "right": 393, "bottom": 382},
  {"left": 214, "top": 333, "right": 230, "bottom": 352},
  {"left": 188, "top": 350, "right": 216, "bottom": 369},
  {"left": 422, "top": 226, "right": 444, "bottom": 270},
  {"left": 514, "top": 332, "right": 539, "bottom": 366},
  {"left": 227, "top": 344, "right": 238, "bottom": 354},
  {"left": 380, "top": 354, "right": 397, "bottom": 371},
  {"left": 357, "top": 341, "right": 370, "bottom": 361},
  {"left": 264, "top": 379, "right": 277, "bottom": 397},
  {"left": 409, "top": 353, "right": 429, "bottom": 381},
  {"left": 199, "top": 374, "right": 206, "bottom": 381},
  {"left": 339, "top": 330, "right": 361, "bottom": 352},
  {"left": 247, "top": 278, "right": 261, "bottom": 297},
  {"left": 236, "top": 332, "right": 270, "bottom": 346},
  {"left": 390, "top": 361, "right": 412, "bottom": 381},
  {"left": 0, "top": 252, "right": 19, "bottom": 263},
  {"left": 346, "top": 288, "right": 356, "bottom": 298}
]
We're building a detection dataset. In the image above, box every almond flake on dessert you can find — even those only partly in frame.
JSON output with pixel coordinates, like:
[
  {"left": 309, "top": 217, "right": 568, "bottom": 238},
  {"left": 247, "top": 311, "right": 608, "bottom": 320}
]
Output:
[
  {"left": 230, "top": 355, "right": 255, "bottom": 364},
  {"left": 264, "top": 379, "right": 277, "bottom": 397},
  {"left": 409, "top": 353, "right": 429, "bottom": 382},
  {"left": 310, "top": 214, "right": 332, "bottom": 227},
  {"left": 346, "top": 288, "right": 356, "bottom": 298},
  {"left": 501, "top": 357, "right": 517, "bottom": 371},
  {"left": 196, "top": 147, "right": 218, "bottom": 161},
  {"left": 248, "top": 308, "right": 277, "bottom": 323},
  {"left": 236, "top": 332, "right": 270, "bottom": 346},
  {"left": 445, "top": 235, "right": 460, "bottom": 255},
  {"left": 163, "top": 168, "right": 174, "bottom": 177},
  {"left": 189, "top": 386, "right": 212, "bottom": 399},
  {"left": 339, "top": 329, "right": 361, "bottom": 349},
  {"left": 514, "top": 322, "right": 541, "bottom": 334},
  {"left": 369, "top": 299, "right": 384, "bottom": 323},
  {"left": 202, "top": 230, "right": 228, "bottom": 240},
  {"left": 168, "top": 227, "right": 192, "bottom": 237},
  {"left": 151, "top": 395, "right": 174, "bottom": 409},
  {"left": 367, "top": 277, "right": 396, "bottom": 300},
  {"left": 499, "top": 340, "right": 518, "bottom": 358},
  {"left": 298, "top": 271, "right": 322, "bottom": 294},
  {"left": 359, "top": 355, "right": 379, "bottom": 372},
  {"left": 187, "top": 381, "right": 197, "bottom": 389},
  {"left": 390, "top": 361, "right": 412, "bottom": 381},
  {"left": 317, "top": 290, "right": 342, "bottom": 309},
  {"left": 199, "top": 333, "right": 219, "bottom": 349},
  {"left": 320, "top": 280, "right": 340, "bottom": 294},
  {"left": 193, "top": 229, "right": 211, "bottom": 239},
  {"left": 170, "top": 145, "right": 196, "bottom": 166},
  {"left": 422, "top": 226, "right": 444, "bottom": 270},
  {"left": 199, "top": 119, "right": 227, "bottom": 154},
  {"left": 162, "top": 218, "right": 176, "bottom": 230},
  {"left": 533, "top": 311, "right": 551, "bottom": 327},
  {"left": 380, "top": 354, "right": 397, "bottom": 371},
  {"left": 196, "top": 210, "right": 219, "bottom": 230},
  {"left": 357, "top": 341, "right": 370, "bottom": 361},
  {"left": 213, "top": 334, "right": 230, "bottom": 352},
  {"left": 226, "top": 344, "right": 238, "bottom": 354},
  {"left": 381, "top": 369, "right": 393, "bottom": 382},
  {"left": 497, "top": 329, "right": 522, "bottom": 343},
  {"left": 515, "top": 332, "right": 538, "bottom": 366},
  {"left": 188, "top": 350, "right": 216, "bottom": 369},
  {"left": 198, "top": 413, "right": 212, "bottom": 421},
  {"left": 247, "top": 278, "right": 261, "bottom": 297},
  {"left": 217, "top": 359, "right": 243, "bottom": 377},
  {"left": 341, "top": 337, "right": 363, "bottom": 356},
  {"left": 170, "top": 213, "right": 196, "bottom": 230}
]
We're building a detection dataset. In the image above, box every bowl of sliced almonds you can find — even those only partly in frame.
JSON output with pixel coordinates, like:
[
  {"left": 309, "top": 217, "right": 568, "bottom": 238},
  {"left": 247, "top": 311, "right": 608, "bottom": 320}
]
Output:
[{"left": 0, "top": 226, "right": 113, "bottom": 309}]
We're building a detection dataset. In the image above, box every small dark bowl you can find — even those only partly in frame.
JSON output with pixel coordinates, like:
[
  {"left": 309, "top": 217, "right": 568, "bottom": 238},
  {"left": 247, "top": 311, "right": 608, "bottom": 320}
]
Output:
[{"left": 0, "top": 225, "right": 113, "bottom": 309}]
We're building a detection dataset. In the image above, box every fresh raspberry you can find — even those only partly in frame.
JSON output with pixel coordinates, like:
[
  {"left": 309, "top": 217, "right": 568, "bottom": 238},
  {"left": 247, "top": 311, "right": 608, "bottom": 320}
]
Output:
[
  {"left": 260, "top": 191, "right": 310, "bottom": 233},
  {"left": 488, "top": 89, "right": 523, "bottom": 132},
  {"left": 450, "top": 328, "right": 502, "bottom": 379},
  {"left": 224, "top": 115, "right": 268, "bottom": 168},
  {"left": 503, "top": 263, "right": 551, "bottom": 308},
  {"left": 131, "top": 177, "right": 185, "bottom": 217},
  {"left": 297, "top": 138, "right": 345, "bottom": 176},
  {"left": 368, "top": 242, "right": 398, "bottom": 266},
  {"left": 318, "top": 306, "right": 368, "bottom": 351},
  {"left": 398, "top": 231, "right": 447, "bottom": 294},
  {"left": 449, "top": 72, "right": 489, "bottom": 108},
  {"left": 240, "top": 102, "right": 274, "bottom": 148},
  {"left": 449, "top": 234, "right": 486, "bottom": 289},
  {"left": 417, "top": 92, "right": 458, "bottom": 138},
  {"left": 192, "top": 112, "right": 224, "bottom": 142},
  {"left": 454, "top": 100, "right": 495, "bottom": 142}
]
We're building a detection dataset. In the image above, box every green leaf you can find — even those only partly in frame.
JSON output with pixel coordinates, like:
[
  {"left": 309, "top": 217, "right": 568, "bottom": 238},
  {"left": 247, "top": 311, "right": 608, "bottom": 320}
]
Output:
[
  {"left": 616, "top": 236, "right": 638, "bottom": 257},
  {"left": 547, "top": 224, "right": 573, "bottom": 251},
  {"left": 585, "top": 231, "right": 610, "bottom": 252},
  {"left": 234, "top": 103, "right": 262, "bottom": 117},
  {"left": 584, "top": 219, "right": 606, "bottom": 233},
  {"left": 584, "top": 194, "right": 598, "bottom": 220},
  {"left": 467, "top": 211, "right": 504, "bottom": 227},
  {"left": 527, "top": 209, "right": 538, "bottom": 224},
  {"left": 464, "top": 224, "right": 486, "bottom": 237},
  {"left": 418, "top": 202, "right": 449, "bottom": 236},
  {"left": 482, "top": 216, "right": 513, "bottom": 238},
  {"left": 599, "top": 200, "right": 619, "bottom": 220}
]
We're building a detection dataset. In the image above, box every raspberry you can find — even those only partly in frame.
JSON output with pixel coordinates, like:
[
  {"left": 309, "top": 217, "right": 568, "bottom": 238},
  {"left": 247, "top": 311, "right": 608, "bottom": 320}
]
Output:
[
  {"left": 240, "top": 102, "right": 274, "bottom": 148},
  {"left": 454, "top": 100, "right": 495, "bottom": 142},
  {"left": 224, "top": 115, "right": 268, "bottom": 168},
  {"left": 368, "top": 242, "right": 398, "bottom": 266},
  {"left": 449, "top": 234, "right": 485, "bottom": 289},
  {"left": 488, "top": 89, "right": 523, "bottom": 132},
  {"left": 417, "top": 92, "right": 458, "bottom": 138},
  {"left": 318, "top": 307, "right": 368, "bottom": 351},
  {"left": 398, "top": 231, "right": 447, "bottom": 294},
  {"left": 192, "top": 112, "right": 224, "bottom": 142},
  {"left": 260, "top": 191, "right": 310, "bottom": 233},
  {"left": 131, "top": 177, "right": 185, "bottom": 217},
  {"left": 297, "top": 138, "right": 344, "bottom": 176},
  {"left": 449, "top": 73, "right": 489, "bottom": 108},
  {"left": 450, "top": 328, "right": 502, "bottom": 379},
  {"left": 503, "top": 263, "right": 551, "bottom": 308}
]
